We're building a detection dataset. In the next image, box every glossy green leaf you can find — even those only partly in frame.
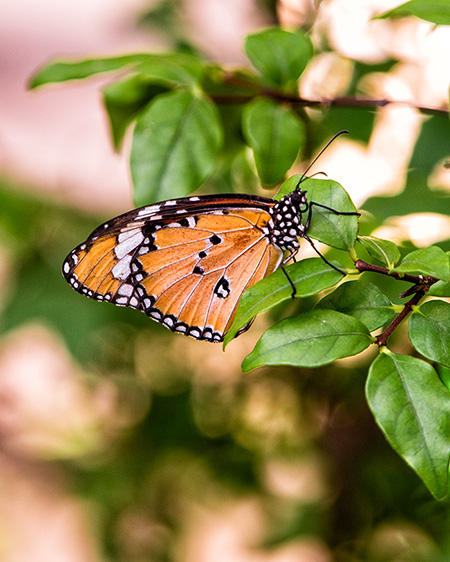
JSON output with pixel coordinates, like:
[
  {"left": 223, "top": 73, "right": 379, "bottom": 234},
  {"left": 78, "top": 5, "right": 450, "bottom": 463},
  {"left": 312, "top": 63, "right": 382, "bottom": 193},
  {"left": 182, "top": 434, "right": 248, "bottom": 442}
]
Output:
[
  {"left": 316, "top": 281, "right": 393, "bottom": 331},
  {"left": 242, "top": 309, "right": 373, "bottom": 371},
  {"left": 377, "top": 0, "right": 450, "bottom": 25},
  {"left": 245, "top": 28, "right": 313, "bottom": 86},
  {"left": 131, "top": 90, "right": 223, "bottom": 206},
  {"left": 102, "top": 75, "right": 167, "bottom": 150},
  {"left": 29, "top": 54, "right": 153, "bottom": 88},
  {"left": 428, "top": 251, "right": 450, "bottom": 296},
  {"left": 409, "top": 300, "right": 450, "bottom": 368},
  {"left": 242, "top": 97, "right": 305, "bottom": 185},
  {"left": 225, "top": 258, "right": 343, "bottom": 345},
  {"left": 358, "top": 235, "right": 401, "bottom": 268},
  {"left": 276, "top": 176, "right": 359, "bottom": 251},
  {"left": 393, "top": 246, "right": 450, "bottom": 280},
  {"left": 366, "top": 350, "right": 450, "bottom": 499}
]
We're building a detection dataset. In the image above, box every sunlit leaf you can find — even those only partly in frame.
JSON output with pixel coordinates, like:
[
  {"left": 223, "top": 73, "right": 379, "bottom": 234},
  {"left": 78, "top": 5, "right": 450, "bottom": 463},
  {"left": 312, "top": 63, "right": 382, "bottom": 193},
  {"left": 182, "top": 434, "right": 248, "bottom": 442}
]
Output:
[
  {"left": 316, "top": 280, "right": 393, "bottom": 331},
  {"left": 358, "top": 235, "right": 401, "bottom": 269},
  {"left": 409, "top": 300, "right": 450, "bottom": 368},
  {"left": 366, "top": 350, "right": 450, "bottom": 499},
  {"left": 377, "top": 0, "right": 450, "bottom": 25},
  {"left": 225, "top": 258, "right": 343, "bottom": 345},
  {"left": 393, "top": 246, "right": 450, "bottom": 280},
  {"left": 245, "top": 28, "right": 313, "bottom": 86},
  {"left": 242, "top": 309, "right": 373, "bottom": 371}
]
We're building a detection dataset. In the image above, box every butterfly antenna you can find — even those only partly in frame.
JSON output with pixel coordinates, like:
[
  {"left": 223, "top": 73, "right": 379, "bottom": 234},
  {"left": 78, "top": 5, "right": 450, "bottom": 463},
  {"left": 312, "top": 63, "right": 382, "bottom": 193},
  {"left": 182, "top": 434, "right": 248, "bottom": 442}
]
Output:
[{"left": 296, "top": 130, "right": 349, "bottom": 190}]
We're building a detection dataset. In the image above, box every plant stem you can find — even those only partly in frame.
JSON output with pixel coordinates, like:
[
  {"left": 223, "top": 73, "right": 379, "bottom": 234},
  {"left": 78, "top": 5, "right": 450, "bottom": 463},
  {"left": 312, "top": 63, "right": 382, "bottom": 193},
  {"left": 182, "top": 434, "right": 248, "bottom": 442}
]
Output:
[{"left": 354, "top": 259, "right": 439, "bottom": 347}]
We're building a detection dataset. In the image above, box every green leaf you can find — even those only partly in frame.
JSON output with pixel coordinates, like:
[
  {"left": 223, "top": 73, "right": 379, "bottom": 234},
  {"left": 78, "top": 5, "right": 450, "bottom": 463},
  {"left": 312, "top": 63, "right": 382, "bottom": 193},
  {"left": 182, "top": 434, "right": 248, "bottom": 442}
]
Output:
[
  {"left": 428, "top": 251, "right": 450, "bottom": 296},
  {"left": 409, "top": 300, "right": 450, "bottom": 368},
  {"left": 225, "top": 258, "right": 343, "bottom": 345},
  {"left": 366, "top": 350, "right": 450, "bottom": 499},
  {"left": 135, "top": 53, "right": 206, "bottom": 87},
  {"left": 245, "top": 28, "right": 313, "bottom": 86},
  {"left": 276, "top": 176, "right": 359, "bottom": 251},
  {"left": 242, "top": 309, "right": 373, "bottom": 371},
  {"left": 130, "top": 90, "right": 223, "bottom": 206},
  {"left": 242, "top": 97, "right": 305, "bottom": 185},
  {"left": 316, "top": 281, "right": 393, "bottom": 331},
  {"left": 29, "top": 53, "right": 205, "bottom": 89},
  {"left": 358, "top": 235, "right": 401, "bottom": 269},
  {"left": 377, "top": 0, "right": 450, "bottom": 26},
  {"left": 393, "top": 246, "right": 450, "bottom": 280},
  {"left": 102, "top": 75, "right": 167, "bottom": 150},
  {"left": 29, "top": 54, "right": 153, "bottom": 88}
]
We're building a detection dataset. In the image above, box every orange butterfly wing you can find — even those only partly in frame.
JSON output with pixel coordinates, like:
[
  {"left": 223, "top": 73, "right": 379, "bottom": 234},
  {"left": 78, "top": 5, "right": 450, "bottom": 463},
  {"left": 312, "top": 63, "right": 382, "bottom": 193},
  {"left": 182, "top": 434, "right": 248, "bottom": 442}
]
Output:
[{"left": 63, "top": 195, "right": 283, "bottom": 342}]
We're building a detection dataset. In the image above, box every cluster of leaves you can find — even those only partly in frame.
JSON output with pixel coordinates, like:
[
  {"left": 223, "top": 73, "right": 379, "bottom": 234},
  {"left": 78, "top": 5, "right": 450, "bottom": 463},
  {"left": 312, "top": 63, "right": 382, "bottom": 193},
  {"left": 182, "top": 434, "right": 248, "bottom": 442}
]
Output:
[{"left": 30, "top": 9, "right": 450, "bottom": 500}]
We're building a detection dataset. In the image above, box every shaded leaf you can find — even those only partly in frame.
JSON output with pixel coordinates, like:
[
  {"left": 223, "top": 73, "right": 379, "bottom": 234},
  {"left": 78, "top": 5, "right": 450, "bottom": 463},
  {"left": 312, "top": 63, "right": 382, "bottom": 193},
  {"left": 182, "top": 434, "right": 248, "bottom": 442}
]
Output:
[
  {"left": 393, "top": 246, "right": 450, "bottom": 280},
  {"left": 409, "top": 300, "right": 450, "bottom": 368},
  {"left": 316, "top": 280, "right": 393, "bottom": 331},
  {"left": 358, "top": 235, "right": 401, "bottom": 268},
  {"left": 225, "top": 258, "right": 343, "bottom": 345},
  {"left": 242, "top": 309, "right": 373, "bottom": 371},
  {"left": 242, "top": 97, "right": 305, "bottom": 185},
  {"left": 366, "top": 350, "right": 450, "bottom": 499},
  {"left": 245, "top": 28, "right": 313, "bottom": 86},
  {"left": 102, "top": 75, "right": 167, "bottom": 150},
  {"left": 131, "top": 90, "right": 223, "bottom": 206}
]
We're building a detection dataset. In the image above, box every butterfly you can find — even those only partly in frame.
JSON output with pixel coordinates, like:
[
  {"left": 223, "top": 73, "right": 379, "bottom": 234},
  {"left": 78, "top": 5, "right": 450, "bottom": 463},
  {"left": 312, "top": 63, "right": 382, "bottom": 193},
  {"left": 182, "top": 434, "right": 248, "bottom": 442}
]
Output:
[{"left": 62, "top": 181, "right": 358, "bottom": 343}]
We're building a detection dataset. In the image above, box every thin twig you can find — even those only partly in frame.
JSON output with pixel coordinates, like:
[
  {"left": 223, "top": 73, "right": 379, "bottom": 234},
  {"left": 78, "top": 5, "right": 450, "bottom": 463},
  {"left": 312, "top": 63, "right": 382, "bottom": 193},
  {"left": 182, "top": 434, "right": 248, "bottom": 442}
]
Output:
[{"left": 216, "top": 72, "right": 449, "bottom": 116}]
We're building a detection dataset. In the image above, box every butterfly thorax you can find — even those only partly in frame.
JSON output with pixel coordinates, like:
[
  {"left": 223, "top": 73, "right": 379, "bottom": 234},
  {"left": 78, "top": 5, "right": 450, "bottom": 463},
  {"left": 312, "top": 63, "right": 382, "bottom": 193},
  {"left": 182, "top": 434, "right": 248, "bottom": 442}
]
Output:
[{"left": 267, "top": 189, "right": 309, "bottom": 252}]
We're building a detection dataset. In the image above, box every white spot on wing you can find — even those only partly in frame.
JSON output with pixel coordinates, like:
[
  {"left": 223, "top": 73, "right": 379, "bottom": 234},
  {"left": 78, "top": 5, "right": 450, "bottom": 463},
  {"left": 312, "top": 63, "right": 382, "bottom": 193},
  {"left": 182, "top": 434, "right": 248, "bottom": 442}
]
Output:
[
  {"left": 114, "top": 231, "right": 145, "bottom": 259},
  {"left": 137, "top": 205, "right": 161, "bottom": 217},
  {"left": 118, "top": 284, "right": 133, "bottom": 297},
  {"left": 112, "top": 255, "right": 133, "bottom": 280}
]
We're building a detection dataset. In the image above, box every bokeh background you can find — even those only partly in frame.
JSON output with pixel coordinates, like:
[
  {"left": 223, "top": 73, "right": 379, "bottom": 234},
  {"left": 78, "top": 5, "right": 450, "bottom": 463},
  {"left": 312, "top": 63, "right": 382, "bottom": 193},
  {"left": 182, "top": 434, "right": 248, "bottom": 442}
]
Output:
[{"left": 1, "top": 1, "right": 450, "bottom": 561}]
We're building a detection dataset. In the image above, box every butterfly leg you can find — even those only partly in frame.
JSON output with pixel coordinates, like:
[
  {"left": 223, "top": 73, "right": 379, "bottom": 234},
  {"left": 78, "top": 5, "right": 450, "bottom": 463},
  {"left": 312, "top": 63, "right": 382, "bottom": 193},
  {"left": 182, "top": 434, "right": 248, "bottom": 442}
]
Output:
[
  {"left": 281, "top": 249, "right": 299, "bottom": 298},
  {"left": 310, "top": 201, "right": 360, "bottom": 217},
  {"left": 301, "top": 233, "right": 346, "bottom": 275}
]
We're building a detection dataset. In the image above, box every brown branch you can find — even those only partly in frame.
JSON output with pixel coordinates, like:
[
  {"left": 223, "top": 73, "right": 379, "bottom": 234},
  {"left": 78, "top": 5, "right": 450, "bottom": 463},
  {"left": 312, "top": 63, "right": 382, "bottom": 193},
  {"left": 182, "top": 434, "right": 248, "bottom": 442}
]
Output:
[
  {"left": 354, "top": 260, "right": 440, "bottom": 347},
  {"left": 215, "top": 72, "right": 449, "bottom": 116},
  {"left": 376, "top": 289, "right": 424, "bottom": 347}
]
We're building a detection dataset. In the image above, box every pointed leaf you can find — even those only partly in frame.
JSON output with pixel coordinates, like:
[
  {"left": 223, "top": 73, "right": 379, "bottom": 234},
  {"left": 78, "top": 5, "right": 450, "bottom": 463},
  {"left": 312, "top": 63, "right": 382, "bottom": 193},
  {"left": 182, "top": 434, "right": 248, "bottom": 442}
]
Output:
[
  {"left": 242, "top": 309, "right": 373, "bottom": 371},
  {"left": 29, "top": 54, "right": 153, "bottom": 88},
  {"left": 366, "top": 351, "right": 450, "bottom": 499},
  {"left": 409, "top": 300, "right": 450, "bottom": 368},
  {"left": 225, "top": 258, "right": 343, "bottom": 345},
  {"left": 428, "top": 251, "right": 450, "bottom": 296},
  {"left": 358, "top": 235, "right": 401, "bottom": 269},
  {"left": 393, "top": 246, "right": 450, "bottom": 280},
  {"left": 245, "top": 28, "right": 313, "bottom": 86},
  {"left": 316, "top": 281, "right": 393, "bottom": 331},
  {"left": 377, "top": 0, "right": 450, "bottom": 26},
  {"left": 131, "top": 90, "right": 223, "bottom": 206},
  {"left": 242, "top": 97, "right": 305, "bottom": 185}
]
